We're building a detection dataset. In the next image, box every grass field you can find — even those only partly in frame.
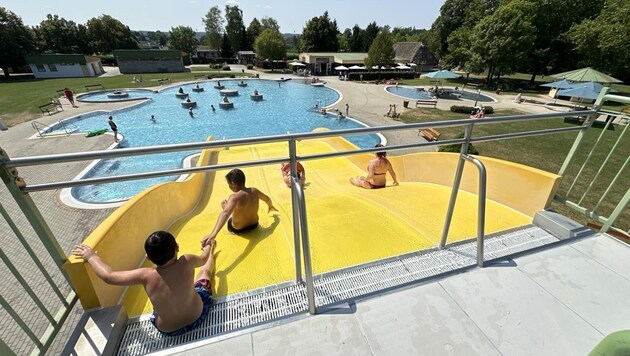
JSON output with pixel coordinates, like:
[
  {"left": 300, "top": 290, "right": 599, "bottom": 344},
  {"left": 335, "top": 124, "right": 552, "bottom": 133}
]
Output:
[{"left": 400, "top": 107, "right": 629, "bottom": 232}]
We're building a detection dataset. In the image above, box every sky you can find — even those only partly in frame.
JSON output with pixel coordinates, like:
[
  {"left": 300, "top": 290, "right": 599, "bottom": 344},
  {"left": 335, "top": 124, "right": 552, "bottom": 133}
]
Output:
[{"left": 4, "top": 0, "right": 445, "bottom": 34}]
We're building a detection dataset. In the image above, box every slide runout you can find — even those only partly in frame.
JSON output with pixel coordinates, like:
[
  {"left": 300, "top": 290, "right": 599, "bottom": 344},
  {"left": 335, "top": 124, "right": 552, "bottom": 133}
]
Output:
[{"left": 123, "top": 139, "right": 536, "bottom": 317}]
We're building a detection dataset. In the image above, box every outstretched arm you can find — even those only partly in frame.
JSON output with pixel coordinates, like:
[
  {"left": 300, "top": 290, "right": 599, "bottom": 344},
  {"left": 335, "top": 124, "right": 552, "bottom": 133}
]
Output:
[
  {"left": 187, "top": 239, "right": 216, "bottom": 268},
  {"left": 388, "top": 163, "right": 399, "bottom": 185},
  {"left": 256, "top": 189, "right": 278, "bottom": 213},
  {"left": 201, "top": 195, "right": 237, "bottom": 247},
  {"left": 72, "top": 244, "right": 148, "bottom": 286}
]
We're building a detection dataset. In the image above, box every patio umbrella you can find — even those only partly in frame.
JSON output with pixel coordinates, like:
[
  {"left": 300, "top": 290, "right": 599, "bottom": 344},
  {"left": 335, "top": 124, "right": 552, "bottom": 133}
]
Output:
[
  {"left": 556, "top": 86, "right": 600, "bottom": 101},
  {"left": 335, "top": 65, "right": 349, "bottom": 71},
  {"left": 421, "top": 70, "right": 461, "bottom": 79},
  {"left": 551, "top": 67, "right": 622, "bottom": 83},
  {"left": 396, "top": 65, "right": 411, "bottom": 70},
  {"left": 577, "top": 81, "right": 617, "bottom": 93},
  {"left": 540, "top": 79, "right": 574, "bottom": 89},
  {"left": 288, "top": 61, "right": 306, "bottom": 67},
  {"left": 348, "top": 65, "right": 364, "bottom": 70}
]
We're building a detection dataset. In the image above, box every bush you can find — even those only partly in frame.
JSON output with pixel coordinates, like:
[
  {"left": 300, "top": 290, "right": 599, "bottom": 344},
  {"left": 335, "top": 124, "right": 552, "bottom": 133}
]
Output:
[
  {"left": 438, "top": 132, "right": 480, "bottom": 155},
  {"left": 246, "top": 64, "right": 253, "bottom": 70},
  {"left": 222, "top": 65, "right": 231, "bottom": 71},
  {"left": 450, "top": 105, "right": 494, "bottom": 114}
]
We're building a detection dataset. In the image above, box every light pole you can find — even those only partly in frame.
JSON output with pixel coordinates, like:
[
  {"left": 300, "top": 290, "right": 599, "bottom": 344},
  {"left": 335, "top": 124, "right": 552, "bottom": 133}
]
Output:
[{"left": 474, "top": 89, "right": 481, "bottom": 107}]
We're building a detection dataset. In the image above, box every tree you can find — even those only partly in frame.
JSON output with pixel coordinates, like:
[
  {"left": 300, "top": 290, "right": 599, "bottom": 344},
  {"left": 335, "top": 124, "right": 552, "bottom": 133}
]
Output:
[
  {"left": 527, "top": 0, "right": 604, "bottom": 82},
  {"left": 203, "top": 6, "right": 223, "bottom": 50},
  {"left": 364, "top": 27, "right": 395, "bottom": 69},
  {"left": 337, "top": 33, "right": 349, "bottom": 52},
  {"left": 442, "top": 27, "right": 473, "bottom": 70},
  {"left": 225, "top": 5, "right": 245, "bottom": 54},
  {"left": 169, "top": 26, "right": 197, "bottom": 62},
  {"left": 348, "top": 25, "right": 364, "bottom": 52},
  {"left": 86, "top": 14, "right": 138, "bottom": 54},
  {"left": 362, "top": 22, "right": 380, "bottom": 52},
  {"left": 154, "top": 31, "right": 169, "bottom": 47},
  {"left": 254, "top": 28, "right": 286, "bottom": 61},
  {"left": 470, "top": 0, "right": 536, "bottom": 82},
  {"left": 569, "top": 0, "right": 630, "bottom": 82},
  {"left": 0, "top": 7, "right": 35, "bottom": 77},
  {"left": 261, "top": 17, "right": 280, "bottom": 32},
  {"left": 246, "top": 18, "right": 262, "bottom": 51},
  {"left": 300, "top": 11, "right": 339, "bottom": 52},
  {"left": 220, "top": 33, "right": 232, "bottom": 58},
  {"left": 34, "top": 14, "right": 81, "bottom": 53}
]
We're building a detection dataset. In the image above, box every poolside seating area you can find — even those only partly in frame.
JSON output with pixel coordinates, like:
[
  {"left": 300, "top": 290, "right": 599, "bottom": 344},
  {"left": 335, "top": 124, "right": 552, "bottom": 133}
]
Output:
[
  {"left": 415, "top": 99, "right": 438, "bottom": 108},
  {"left": 418, "top": 127, "right": 441, "bottom": 141},
  {"left": 39, "top": 100, "right": 64, "bottom": 115}
]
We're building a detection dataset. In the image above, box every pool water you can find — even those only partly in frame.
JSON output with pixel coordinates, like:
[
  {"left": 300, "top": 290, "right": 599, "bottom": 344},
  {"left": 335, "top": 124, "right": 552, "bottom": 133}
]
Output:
[
  {"left": 386, "top": 86, "right": 496, "bottom": 102},
  {"left": 56, "top": 80, "right": 380, "bottom": 203}
]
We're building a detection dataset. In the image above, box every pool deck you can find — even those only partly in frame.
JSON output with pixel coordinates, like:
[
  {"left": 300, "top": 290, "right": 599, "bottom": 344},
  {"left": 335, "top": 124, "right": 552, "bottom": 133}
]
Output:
[{"left": 0, "top": 66, "right": 587, "bottom": 354}]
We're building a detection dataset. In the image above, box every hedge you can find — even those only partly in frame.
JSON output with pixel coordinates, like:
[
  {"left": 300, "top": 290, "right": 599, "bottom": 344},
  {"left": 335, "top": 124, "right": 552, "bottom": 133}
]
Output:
[
  {"left": 348, "top": 71, "right": 417, "bottom": 81},
  {"left": 438, "top": 132, "right": 480, "bottom": 155},
  {"left": 450, "top": 105, "right": 494, "bottom": 114}
]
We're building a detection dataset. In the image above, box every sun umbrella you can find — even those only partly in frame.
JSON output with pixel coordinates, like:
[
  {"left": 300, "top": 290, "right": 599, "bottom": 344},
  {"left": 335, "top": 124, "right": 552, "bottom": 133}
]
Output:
[
  {"left": 335, "top": 65, "right": 349, "bottom": 71},
  {"left": 577, "top": 81, "right": 617, "bottom": 93},
  {"left": 551, "top": 67, "right": 622, "bottom": 83},
  {"left": 288, "top": 61, "right": 306, "bottom": 67},
  {"left": 396, "top": 65, "right": 411, "bottom": 70},
  {"left": 556, "top": 86, "right": 600, "bottom": 101},
  {"left": 421, "top": 70, "right": 461, "bottom": 79},
  {"left": 348, "top": 65, "right": 364, "bottom": 70},
  {"left": 540, "top": 79, "right": 574, "bottom": 89}
]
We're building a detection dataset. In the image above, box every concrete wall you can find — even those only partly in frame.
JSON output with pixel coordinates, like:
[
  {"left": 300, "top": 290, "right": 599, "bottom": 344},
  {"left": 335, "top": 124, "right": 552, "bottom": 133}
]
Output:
[
  {"left": 29, "top": 63, "right": 93, "bottom": 78},
  {"left": 118, "top": 59, "right": 185, "bottom": 74}
]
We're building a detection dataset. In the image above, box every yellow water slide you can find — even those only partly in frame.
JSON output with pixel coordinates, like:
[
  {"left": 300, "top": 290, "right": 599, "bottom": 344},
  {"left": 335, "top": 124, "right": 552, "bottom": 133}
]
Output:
[{"left": 65, "top": 137, "right": 560, "bottom": 316}]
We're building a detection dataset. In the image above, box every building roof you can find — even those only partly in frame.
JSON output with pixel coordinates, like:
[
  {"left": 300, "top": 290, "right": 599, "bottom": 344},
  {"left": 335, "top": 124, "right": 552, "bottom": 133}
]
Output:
[
  {"left": 393, "top": 42, "right": 425, "bottom": 61},
  {"left": 301, "top": 52, "right": 368, "bottom": 62},
  {"left": 113, "top": 50, "right": 182, "bottom": 60},
  {"left": 25, "top": 54, "right": 88, "bottom": 65}
]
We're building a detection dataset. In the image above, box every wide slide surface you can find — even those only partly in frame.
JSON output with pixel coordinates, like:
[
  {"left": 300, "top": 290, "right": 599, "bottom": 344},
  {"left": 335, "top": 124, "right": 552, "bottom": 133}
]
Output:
[{"left": 123, "top": 140, "right": 531, "bottom": 316}]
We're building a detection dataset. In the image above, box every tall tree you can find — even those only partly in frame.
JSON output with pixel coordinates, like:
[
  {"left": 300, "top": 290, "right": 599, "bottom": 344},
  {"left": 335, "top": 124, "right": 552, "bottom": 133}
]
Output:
[
  {"left": 254, "top": 28, "right": 286, "bottom": 61},
  {"left": 203, "top": 6, "right": 223, "bottom": 50},
  {"left": 362, "top": 22, "right": 380, "bottom": 52},
  {"left": 300, "top": 11, "right": 339, "bottom": 52},
  {"left": 225, "top": 5, "right": 245, "bottom": 54},
  {"left": 260, "top": 17, "right": 280, "bottom": 32},
  {"left": 86, "top": 14, "right": 138, "bottom": 54},
  {"left": 0, "top": 7, "right": 35, "bottom": 77},
  {"left": 168, "top": 26, "right": 198, "bottom": 61},
  {"left": 337, "top": 33, "right": 350, "bottom": 52},
  {"left": 34, "top": 14, "right": 80, "bottom": 53},
  {"left": 470, "top": 0, "right": 536, "bottom": 82},
  {"left": 569, "top": 0, "right": 630, "bottom": 81},
  {"left": 364, "top": 27, "right": 395, "bottom": 69},
  {"left": 348, "top": 25, "right": 364, "bottom": 52},
  {"left": 246, "top": 18, "right": 262, "bottom": 51},
  {"left": 220, "top": 33, "right": 232, "bottom": 58},
  {"left": 527, "top": 0, "right": 605, "bottom": 82}
]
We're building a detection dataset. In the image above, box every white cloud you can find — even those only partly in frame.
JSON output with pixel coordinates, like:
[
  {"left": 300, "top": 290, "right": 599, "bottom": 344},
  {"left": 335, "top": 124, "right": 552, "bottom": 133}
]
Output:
[{"left": 265, "top": 5, "right": 272, "bottom": 9}]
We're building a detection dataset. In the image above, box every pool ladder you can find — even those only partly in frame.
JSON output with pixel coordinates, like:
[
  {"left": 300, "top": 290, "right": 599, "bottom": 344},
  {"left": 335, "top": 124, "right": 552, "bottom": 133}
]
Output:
[{"left": 32, "top": 119, "right": 77, "bottom": 138}]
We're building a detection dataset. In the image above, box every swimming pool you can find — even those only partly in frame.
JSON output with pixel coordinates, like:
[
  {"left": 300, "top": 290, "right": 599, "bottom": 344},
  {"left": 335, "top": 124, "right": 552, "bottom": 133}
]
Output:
[
  {"left": 54, "top": 80, "right": 381, "bottom": 205},
  {"left": 386, "top": 86, "right": 496, "bottom": 102}
]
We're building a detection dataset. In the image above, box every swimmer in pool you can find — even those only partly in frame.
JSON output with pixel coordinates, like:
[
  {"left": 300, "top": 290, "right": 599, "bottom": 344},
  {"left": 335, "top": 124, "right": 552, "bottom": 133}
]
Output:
[
  {"left": 201, "top": 169, "right": 278, "bottom": 246},
  {"left": 350, "top": 144, "right": 399, "bottom": 189}
]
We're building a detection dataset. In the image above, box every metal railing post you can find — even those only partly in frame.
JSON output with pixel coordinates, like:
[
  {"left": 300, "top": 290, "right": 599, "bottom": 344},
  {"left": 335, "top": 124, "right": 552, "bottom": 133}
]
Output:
[
  {"left": 292, "top": 176, "right": 316, "bottom": 314},
  {"left": 462, "top": 155, "right": 487, "bottom": 267},
  {"left": 558, "top": 87, "right": 610, "bottom": 176},
  {"left": 439, "top": 123, "right": 474, "bottom": 248},
  {"left": 288, "top": 140, "right": 302, "bottom": 283},
  {"left": 601, "top": 189, "right": 630, "bottom": 233},
  {"left": 0, "top": 148, "right": 69, "bottom": 278}
]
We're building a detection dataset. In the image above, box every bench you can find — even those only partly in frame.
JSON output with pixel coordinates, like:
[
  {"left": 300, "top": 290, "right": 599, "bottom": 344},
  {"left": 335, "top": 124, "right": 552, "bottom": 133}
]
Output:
[
  {"left": 415, "top": 100, "right": 437, "bottom": 108},
  {"left": 39, "top": 102, "right": 63, "bottom": 115},
  {"left": 418, "top": 128, "right": 441, "bottom": 141},
  {"left": 85, "top": 84, "right": 104, "bottom": 91}
]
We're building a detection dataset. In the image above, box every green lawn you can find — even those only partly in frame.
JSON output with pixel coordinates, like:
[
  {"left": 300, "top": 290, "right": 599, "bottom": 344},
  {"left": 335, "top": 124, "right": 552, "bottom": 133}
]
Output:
[
  {"left": 400, "top": 107, "right": 630, "bottom": 232},
  {"left": 0, "top": 70, "right": 253, "bottom": 125}
]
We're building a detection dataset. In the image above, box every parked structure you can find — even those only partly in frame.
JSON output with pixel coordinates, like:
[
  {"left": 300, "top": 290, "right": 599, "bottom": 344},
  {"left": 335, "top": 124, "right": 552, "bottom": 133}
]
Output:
[
  {"left": 114, "top": 50, "right": 184, "bottom": 74},
  {"left": 237, "top": 51, "right": 256, "bottom": 65},
  {"left": 192, "top": 46, "right": 221, "bottom": 64},
  {"left": 25, "top": 54, "right": 105, "bottom": 79}
]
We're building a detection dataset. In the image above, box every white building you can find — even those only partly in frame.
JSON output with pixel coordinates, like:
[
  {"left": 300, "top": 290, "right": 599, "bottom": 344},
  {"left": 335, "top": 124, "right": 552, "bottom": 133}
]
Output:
[{"left": 25, "top": 54, "right": 105, "bottom": 79}]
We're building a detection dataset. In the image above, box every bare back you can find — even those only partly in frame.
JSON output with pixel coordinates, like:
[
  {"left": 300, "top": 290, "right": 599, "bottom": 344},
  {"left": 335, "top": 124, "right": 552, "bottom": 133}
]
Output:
[
  {"left": 144, "top": 256, "right": 203, "bottom": 332},
  {"left": 230, "top": 187, "right": 261, "bottom": 229},
  {"left": 367, "top": 157, "right": 391, "bottom": 186}
]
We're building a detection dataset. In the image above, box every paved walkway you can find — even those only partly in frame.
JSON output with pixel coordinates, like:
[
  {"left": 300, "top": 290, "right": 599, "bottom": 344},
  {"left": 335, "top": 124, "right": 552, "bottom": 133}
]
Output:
[{"left": 0, "top": 67, "right": 568, "bottom": 354}]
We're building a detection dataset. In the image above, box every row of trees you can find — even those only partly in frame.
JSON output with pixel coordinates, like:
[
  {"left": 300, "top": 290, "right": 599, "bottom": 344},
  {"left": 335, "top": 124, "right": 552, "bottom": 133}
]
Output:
[{"left": 428, "top": 0, "right": 630, "bottom": 83}]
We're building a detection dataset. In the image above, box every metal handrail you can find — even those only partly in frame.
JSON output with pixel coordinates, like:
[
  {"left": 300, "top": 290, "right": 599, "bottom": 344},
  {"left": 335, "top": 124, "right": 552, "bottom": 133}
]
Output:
[
  {"left": 291, "top": 175, "right": 316, "bottom": 314},
  {"left": 462, "top": 155, "right": 487, "bottom": 267}
]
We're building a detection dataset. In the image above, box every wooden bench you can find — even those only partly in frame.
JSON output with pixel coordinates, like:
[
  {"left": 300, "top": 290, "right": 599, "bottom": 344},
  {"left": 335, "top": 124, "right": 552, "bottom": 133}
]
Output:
[
  {"left": 415, "top": 100, "right": 437, "bottom": 108},
  {"left": 418, "top": 128, "right": 441, "bottom": 141},
  {"left": 39, "top": 102, "right": 63, "bottom": 115},
  {"left": 85, "top": 84, "right": 104, "bottom": 91}
]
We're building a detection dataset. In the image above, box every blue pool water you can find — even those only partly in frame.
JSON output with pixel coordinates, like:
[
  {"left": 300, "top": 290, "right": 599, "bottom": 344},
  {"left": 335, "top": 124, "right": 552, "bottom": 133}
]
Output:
[
  {"left": 56, "top": 80, "right": 380, "bottom": 203},
  {"left": 386, "top": 86, "right": 496, "bottom": 102}
]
